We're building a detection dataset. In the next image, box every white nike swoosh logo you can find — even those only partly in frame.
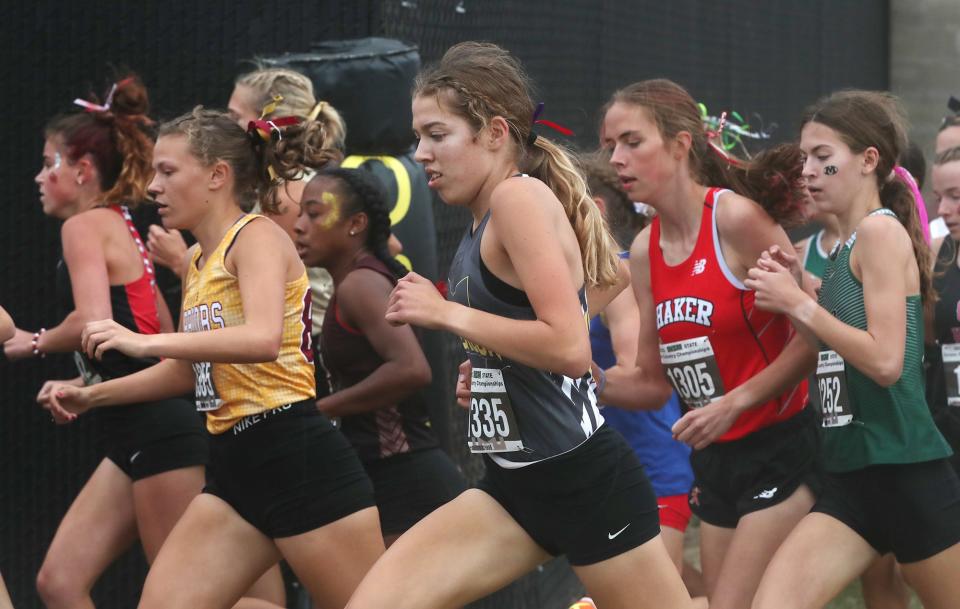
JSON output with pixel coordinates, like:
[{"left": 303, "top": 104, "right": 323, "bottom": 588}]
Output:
[
  {"left": 130, "top": 451, "right": 142, "bottom": 464},
  {"left": 608, "top": 523, "right": 631, "bottom": 540}
]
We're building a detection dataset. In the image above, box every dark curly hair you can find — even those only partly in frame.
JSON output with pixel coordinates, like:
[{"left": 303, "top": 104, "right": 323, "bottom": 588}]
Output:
[{"left": 317, "top": 168, "right": 407, "bottom": 279}]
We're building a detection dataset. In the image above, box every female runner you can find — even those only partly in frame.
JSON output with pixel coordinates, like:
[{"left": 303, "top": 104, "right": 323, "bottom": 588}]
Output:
[
  {"left": 4, "top": 77, "right": 212, "bottom": 609},
  {"left": 599, "top": 79, "right": 818, "bottom": 609},
  {"left": 44, "top": 107, "right": 384, "bottom": 609},
  {"left": 343, "top": 41, "right": 692, "bottom": 609},
  {"left": 294, "top": 167, "right": 465, "bottom": 547},
  {"left": 748, "top": 90, "right": 960, "bottom": 609}
]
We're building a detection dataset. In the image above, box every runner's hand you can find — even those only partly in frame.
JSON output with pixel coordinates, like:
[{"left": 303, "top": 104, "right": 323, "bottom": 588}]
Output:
[
  {"left": 146, "top": 225, "right": 188, "bottom": 277},
  {"left": 82, "top": 319, "right": 147, "bottom": 360},
  {"left": 671, "top": 397, "right": 740, "bottom": 450},
  {"left": 385, "top": 272, "right": 449, "bottom": 329},
  {"left": 456, "top": 359, "right": 472, "bottom": 409},
  {"left": 39, "top": 382, "right": 93, "bottom": 423}
]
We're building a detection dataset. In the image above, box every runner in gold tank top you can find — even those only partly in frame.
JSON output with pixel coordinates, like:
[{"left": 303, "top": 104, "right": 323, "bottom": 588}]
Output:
[
  {"left": 181, "top": 213, "right": 315, "bottom": 433},
  {"left": 43, "top": 107, "right": 384, "bottom": 609}
]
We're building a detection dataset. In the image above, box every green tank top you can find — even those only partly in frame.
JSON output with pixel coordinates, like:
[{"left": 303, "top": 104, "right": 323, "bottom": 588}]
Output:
[
  {"left": 802, "top": 229, "right": 831, "bottom": 279},
  {"left": 815, "top": 208, "right": 951, "bottom": 473}
]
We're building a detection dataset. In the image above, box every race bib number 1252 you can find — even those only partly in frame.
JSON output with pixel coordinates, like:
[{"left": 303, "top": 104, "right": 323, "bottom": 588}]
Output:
[{"left": 812, "top": 350, "right": 854, "bottom": 427}]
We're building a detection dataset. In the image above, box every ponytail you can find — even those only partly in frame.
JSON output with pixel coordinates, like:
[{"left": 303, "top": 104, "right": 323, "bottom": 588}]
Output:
[
  {"left": 47, "top": 74, "right": 155, "bottom": 207},
  {"left": 881, "top": 177, "right": 935, "bottom": 304},
  {"left": 523, "top": 137, "right": 620, "bottom": 288},
  {"left": 255, "top": 117, "right": 343, "bottom": 214}
]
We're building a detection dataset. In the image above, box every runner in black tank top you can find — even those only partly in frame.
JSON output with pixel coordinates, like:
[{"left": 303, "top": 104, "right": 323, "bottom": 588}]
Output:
[
  {"left": 346, "top": 42, "right": 694, "bottom": 609},
  {"left": 298, "top": 169, "right": 465, "bottom": 546},
  {"left": 7, "top": 76, "right": 208, "bottom": 609},
  {"left": 929, "top": 146, "right": 960, "bottom": 472}
]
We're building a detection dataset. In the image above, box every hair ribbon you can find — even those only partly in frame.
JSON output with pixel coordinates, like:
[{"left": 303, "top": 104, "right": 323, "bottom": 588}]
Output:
[
  {"left": 73, "top": 77, "right": 135, "bottom": 113},
  {"left": 527, "top": 102, "right": 574, "bottom": 146}
]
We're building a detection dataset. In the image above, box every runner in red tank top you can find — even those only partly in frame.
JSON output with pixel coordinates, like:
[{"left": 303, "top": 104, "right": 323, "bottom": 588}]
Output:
[
  {"left": 598, "top": 79, "right": 819, "bottom": 609},
  {"left": 649, "top": 187, "right": 806, "bottom": 441}
]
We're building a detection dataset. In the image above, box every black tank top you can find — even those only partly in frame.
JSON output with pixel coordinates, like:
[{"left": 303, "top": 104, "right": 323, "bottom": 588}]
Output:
[
  {"left": 57, "top": 205, "right": 161, "bottom": 382},
  {"left": 447, "top": 207, "right": 603, "bottom": 468},
  {"left": 320, "top": 255, "right": 438, "bottom": 463}
]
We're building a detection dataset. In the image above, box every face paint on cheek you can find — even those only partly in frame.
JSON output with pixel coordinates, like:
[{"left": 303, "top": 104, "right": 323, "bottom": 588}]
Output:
[
  {"left": 53, "top": 152, "right": 62, "bottom": 170},
  {"left": 824, "top": 165, "right": 838, "bottom": 176},
  {"left": 320, "top": 191, "right": 341, "bottom": 229}
]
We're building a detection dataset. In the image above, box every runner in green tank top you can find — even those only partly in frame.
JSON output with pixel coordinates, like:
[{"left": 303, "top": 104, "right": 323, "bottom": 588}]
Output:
[{"left": 746, "top": 90, "right": 960, "bottom": 609}]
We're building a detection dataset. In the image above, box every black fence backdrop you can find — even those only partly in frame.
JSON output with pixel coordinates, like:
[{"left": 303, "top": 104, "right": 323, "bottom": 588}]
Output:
[{"left": 1, "top": 1, "right": 887, "bottom": 607}]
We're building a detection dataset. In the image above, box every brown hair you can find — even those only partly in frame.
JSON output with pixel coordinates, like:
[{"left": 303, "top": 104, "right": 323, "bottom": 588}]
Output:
[
  {"left": 413, "top": 42, "right": 619, "bottom": 288},
  {"left": 607, "top": 79, "right": 806, "bottom": 228},
  {"left": 802, "top": 90, "right": 934, "bottom": 304},
  {"left": 235, "top": 65, "right": 346, "bottom": 152},
  {"left": 45, "top": 75, "right": 154, "bottom": 207},
  {"left": 158, "top": 106, "right": 341, "bottom": 214},
  {"left": 579, "top": 152, "right": 647, "bottom": 249}
]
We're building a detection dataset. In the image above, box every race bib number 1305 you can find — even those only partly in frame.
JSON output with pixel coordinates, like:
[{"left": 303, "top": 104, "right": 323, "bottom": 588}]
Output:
[
  {"left": 468, "top": 367, "right": 524, "bottom": 453},
  {"left": 659, "top": 337, "right": 725, "bottom": 410}
]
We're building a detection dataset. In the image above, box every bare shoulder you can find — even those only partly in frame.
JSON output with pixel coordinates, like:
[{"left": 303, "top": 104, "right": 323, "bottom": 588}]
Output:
[
  {"left": 62, "top": 207, "right": 114, "bottom": 236},
  {"left": 857, "top": 212, "right": 912, "bottom": 254},
  {"left": 234, "top": 214, "right": 293, "bottom": 248},
  {"left": 715, "top": 190, "right": 774, "bottom": 232},
  {"left": 629, "top": 224, "right": 653, "bottom": 264},
  {"left": 489, "top": 175, "right": 559, "bottom": 220}
]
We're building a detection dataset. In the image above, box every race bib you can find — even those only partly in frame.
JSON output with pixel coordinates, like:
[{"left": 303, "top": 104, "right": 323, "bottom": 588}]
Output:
[
  {"left": 942, "top": 343, "right": 960, "bottom": 407},
  {"left": 468, "top": 367, "right": 523, "bottom": 453},
  {"left": 192, "top": 361, "right": 222, "bottom": 412},
  {"left": 812, "top": 350, "right": 854, "bottom": 427},
  {"left": 659, "top": 337, "right": 725, "bottom": 409},
  {"left": 73, "top": 352, "right": 102, "bottom": 386}
]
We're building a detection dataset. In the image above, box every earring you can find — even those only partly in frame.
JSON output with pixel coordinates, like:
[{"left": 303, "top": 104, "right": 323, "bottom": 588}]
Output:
[
  {"left": 349, "top": 230, "right": 356, "bottom": 236},
  {"left": 76, "top": 177, "right": 83, "bottom": 185}
]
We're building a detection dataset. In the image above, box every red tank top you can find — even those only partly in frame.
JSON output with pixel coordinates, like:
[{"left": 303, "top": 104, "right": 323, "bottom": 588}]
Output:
[{"left": 648, "top": 188, "right": 807, "bottom": 441}]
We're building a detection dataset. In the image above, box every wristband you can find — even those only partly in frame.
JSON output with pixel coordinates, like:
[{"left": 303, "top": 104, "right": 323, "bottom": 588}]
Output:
[
  {"left": 32, "top": 328, "right": 46, "bottom": 358},
  {"left": 594, "top": 366, "right": 607, "bottom": 395}
]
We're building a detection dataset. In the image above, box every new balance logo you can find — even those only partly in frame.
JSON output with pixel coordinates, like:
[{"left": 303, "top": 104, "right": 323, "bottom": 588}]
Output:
[
  {"left": 692, "top": 258, "right": 707, "bottom": 276},
  {"left": 753, "top": 487, "right": 778, "bottom": 500}
]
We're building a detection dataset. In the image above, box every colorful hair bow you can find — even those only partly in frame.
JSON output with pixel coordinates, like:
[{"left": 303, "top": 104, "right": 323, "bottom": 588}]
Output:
[
  {"left": 73, "top": 77, "right": 135, "bottom": 113},
  {"left": 527, "top": 102, "right": 574, "bottom": 146},
  {"left": 259, "top": 95, "right": 284, "bottom": 120},
  {"left": 247, "top": 116, "right": 300, "bottom": 143}
]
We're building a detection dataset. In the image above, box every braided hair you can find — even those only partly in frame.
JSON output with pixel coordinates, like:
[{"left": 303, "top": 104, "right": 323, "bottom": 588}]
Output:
[{"left": 319, "top": 168, "right": 407, "bottom": 279}]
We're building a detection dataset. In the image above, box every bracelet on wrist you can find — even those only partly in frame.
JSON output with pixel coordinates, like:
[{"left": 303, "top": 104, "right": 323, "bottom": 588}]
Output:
[
  {"left": 594, "top": 366, "right": 607, "bottom": 395},
  {"left": 32, "top": 328, "right": 47, "bottom": 358}
]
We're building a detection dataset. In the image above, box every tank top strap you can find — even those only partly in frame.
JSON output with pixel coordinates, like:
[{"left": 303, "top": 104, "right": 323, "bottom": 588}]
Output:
[
  {"left": 215, "top": 214, "right": 264, "bottom": 269},
  {"left": 110, "top": 205, "right": 157, "bottom": 287},
  {"left": 845, "top": 207, "right": 898, "bottom": 250}
]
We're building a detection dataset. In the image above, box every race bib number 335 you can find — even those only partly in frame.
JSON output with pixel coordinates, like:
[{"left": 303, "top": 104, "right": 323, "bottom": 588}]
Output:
[
  {"left": 468, "top": 367, "right": 523, "bottom": 453},
  {"left": 192, "top": 361, "right": 222, "bottom": 412},
  {"left": 659, "top": 337, "right": 725, "bottom": 410}
]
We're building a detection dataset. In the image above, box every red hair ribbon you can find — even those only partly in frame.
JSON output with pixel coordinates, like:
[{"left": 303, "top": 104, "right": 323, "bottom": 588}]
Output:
[
  {"left": 247, "top": 116, "right": 300, "bottom": 142},
  {"left": 529, "top": 102, "right": 574, "bottom": 144}
]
